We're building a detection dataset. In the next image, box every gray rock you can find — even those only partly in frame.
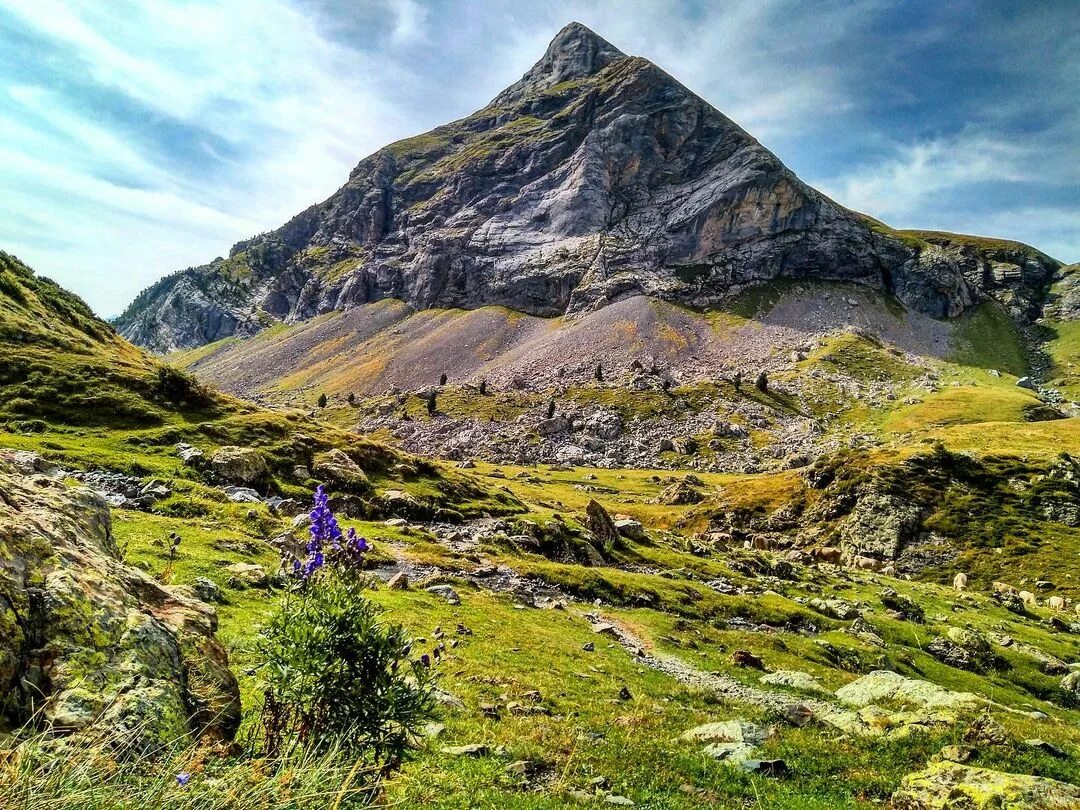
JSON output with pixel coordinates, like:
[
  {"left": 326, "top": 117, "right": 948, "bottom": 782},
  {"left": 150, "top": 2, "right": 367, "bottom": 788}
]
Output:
[
  {"left": 0, "top": 459, "right": 239, "bottom": 752},
  {"left": 426, "top": 584, "right": 461, "bottom": 605},
  {"left": 225, "top": 563, "right": 268, "bottom": 588},
  {"left": 1016, "top": 376, "right": 1038, "bottom": 391},
  {"left": 613, "top": 518, "right": 646, "bottom": 541},
  {"left": 223, "top": 486, "right": 262, "bottom": 504},
  {"left": 759, "top": 670, "right": 831, "bottom": 696},
  {"left": 681, "top": 720, "right": 765, "bottom": 745},
  {"left": 892, "top": 763, "right": 1080, "bottom": 809},
  {"left": 191, "top": 577, "right": 223, "bottom": 604},
  {"left": 210, "top": 446, "right": 267, "bottom": 485}
]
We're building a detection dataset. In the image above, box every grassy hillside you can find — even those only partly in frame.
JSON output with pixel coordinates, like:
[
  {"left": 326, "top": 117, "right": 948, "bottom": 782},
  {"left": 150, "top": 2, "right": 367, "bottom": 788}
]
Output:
[
  {"left": 6, "top": 259, "right": 1080, "bottom": 808},
  {"left": 0, "top": 251, "right": 218, "bottom": 427}
]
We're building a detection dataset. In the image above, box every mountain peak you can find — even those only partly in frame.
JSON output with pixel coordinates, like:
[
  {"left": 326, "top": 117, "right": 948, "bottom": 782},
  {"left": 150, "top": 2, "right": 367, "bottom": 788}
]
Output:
[{"left": 494, "top": 21, "right": 625, "bottom": 105}]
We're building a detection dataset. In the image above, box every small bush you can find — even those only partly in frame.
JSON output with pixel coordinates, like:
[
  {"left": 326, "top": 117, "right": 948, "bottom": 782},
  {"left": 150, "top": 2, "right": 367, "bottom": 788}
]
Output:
[
  {"left": 258, "top": 574, "right": 435, "bottom": 764},
  {"left": 258, "top": 487, "right": 435, "bottom": 765}
]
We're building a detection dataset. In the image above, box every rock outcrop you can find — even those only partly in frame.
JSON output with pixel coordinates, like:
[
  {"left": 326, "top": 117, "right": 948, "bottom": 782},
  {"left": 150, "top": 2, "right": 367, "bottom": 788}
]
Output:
[
  {"left": 115, "top": 23, "right": 1061, "bottom": 353},
  {"left": 892, "top": 762, "right": 1080, "bottom": 809},
  {"left": 0, "top": 453, "right": 240, "bottom": 752}
]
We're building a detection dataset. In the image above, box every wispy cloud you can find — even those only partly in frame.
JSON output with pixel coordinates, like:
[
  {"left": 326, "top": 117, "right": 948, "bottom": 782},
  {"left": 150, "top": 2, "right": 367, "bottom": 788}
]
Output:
[{"left": 0, "top": 0, "right": 1076, "bottom": 317}]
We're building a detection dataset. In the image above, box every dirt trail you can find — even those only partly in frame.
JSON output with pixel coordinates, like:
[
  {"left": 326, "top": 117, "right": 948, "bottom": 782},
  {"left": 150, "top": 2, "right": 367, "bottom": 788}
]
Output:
[{"left": 592, "top": 614, "right": 839, "bottom": 716}]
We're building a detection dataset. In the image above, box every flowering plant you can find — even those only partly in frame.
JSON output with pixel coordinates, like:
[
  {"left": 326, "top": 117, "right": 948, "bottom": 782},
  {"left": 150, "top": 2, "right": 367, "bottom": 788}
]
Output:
[
  {"left": 292, "top": 485, "right": 369, "bottom": 579},
  {"left": 260, "top": 485, "right": 434, "bottom": 765}
]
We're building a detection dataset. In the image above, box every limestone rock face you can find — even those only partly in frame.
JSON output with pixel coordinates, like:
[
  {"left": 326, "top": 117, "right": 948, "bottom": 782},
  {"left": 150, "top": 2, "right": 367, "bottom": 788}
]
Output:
[
  {"left": 0, "top": 456, "right": 240, "bottom": 752},
  {"left": 892, "top": 762, "right": 1080, "bottom": 809},
  {"left": 840, "top": 487, "right": 921, "bottom": 561},
  {"left": 115, "top": 23, "right": 1061, "bottom": 353}
]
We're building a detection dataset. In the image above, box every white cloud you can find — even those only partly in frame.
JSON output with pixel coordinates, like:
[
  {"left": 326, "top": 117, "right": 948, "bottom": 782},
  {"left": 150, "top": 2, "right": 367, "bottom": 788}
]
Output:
[
  {"left": 820, "top": 133, "right": 1034, "bottom": 222},
  {"left": 0, "top": 0, "right": 419, "bottom": 315}
]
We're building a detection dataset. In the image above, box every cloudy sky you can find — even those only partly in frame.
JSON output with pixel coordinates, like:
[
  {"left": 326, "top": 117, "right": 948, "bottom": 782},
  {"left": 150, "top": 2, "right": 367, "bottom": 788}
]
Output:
[{"left": 1, "top": 0, "right": 1077, "bottom": 317}]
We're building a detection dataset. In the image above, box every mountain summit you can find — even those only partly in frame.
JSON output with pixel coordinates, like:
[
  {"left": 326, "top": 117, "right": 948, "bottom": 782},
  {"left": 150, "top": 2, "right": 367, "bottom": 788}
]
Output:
[{"left": 116, "top": 23, "right": 1060, "bottom": 352}]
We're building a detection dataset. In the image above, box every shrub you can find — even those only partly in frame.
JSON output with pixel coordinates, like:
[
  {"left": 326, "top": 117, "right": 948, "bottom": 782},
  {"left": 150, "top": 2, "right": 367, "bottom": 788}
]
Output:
[
  {"left": 258, "top": 487, "right": 435, "bottom": 765},
  {"left": 156, "top": 366, "right": 213, "bottom": 408},
  {"left": 317, "top": 393, "right": 328, "bottom": 408}
]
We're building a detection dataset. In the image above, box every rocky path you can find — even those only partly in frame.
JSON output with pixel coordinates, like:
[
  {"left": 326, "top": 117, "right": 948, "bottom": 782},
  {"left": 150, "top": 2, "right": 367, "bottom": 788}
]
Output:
[{"left": 587, "top": 614, "right": 837, "bottom": 716}]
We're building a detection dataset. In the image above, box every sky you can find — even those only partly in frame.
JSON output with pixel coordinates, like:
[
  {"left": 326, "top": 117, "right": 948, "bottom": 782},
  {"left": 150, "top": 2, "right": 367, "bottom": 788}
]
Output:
[{"left": 0, "top": 0, "right": 1077, "bottom": 318}]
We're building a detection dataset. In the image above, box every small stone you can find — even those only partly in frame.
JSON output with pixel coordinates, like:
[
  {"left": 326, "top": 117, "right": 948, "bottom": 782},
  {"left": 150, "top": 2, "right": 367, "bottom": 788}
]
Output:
[
  {"left": 387, "top": 571, "right": 410, "bottom": 590},
  {"left": 604, "top": 796, "right": 635, "bottom": 807},
  {"left": 939, "top": 745, "right": 975, "bottom": 763},
  {"left": 582, "top": 642, "right": 595, "bottom": 652},
  {"left": 441, "top": 744, "right": 489, "bottom": 757},
  {"left": 617, "top": 685, "right": 633, "bottom": 701},
  {"left": 738, "top": 759, "right": 788, "bottom": 777},
  {"left": 426, "top": 584, "right": 461, "bottom": 605}
]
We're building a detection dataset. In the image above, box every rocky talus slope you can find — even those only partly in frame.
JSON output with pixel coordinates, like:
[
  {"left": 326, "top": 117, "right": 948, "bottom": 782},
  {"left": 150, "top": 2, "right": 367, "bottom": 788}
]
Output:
[
  {"left": 116, "top": 22, "right": 1060, "bottom": 352},
  {"left": 0, "top": 449, "right": 240, "bottom": 750}
]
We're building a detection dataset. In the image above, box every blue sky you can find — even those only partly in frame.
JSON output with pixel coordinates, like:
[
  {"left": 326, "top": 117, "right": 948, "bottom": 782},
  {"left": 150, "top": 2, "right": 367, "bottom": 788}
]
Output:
[{"left": 1, "top": 0, "right": 1077, "bottom": 317}]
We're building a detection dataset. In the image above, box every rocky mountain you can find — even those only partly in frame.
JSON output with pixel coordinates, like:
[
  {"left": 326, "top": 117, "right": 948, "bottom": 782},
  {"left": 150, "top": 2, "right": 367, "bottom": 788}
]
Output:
[{"left": 115, "top": 22, "right": 1061, "bottom": 353}]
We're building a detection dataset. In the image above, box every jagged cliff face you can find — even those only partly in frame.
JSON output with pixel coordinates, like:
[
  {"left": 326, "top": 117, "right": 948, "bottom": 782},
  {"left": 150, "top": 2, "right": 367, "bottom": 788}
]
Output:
[{"left": 115, "top": 23, "right": 1061, "bottom": 352}]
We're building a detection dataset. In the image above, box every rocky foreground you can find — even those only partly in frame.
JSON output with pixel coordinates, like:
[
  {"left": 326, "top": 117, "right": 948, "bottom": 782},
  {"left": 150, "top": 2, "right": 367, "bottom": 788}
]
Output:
[{"left": 0, "top": 449, "right": 239, "bottom": 752}]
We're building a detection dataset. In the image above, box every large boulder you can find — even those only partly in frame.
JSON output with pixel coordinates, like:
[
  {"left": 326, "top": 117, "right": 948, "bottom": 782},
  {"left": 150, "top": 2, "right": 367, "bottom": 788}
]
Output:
[
  {"left": 892, "top": 762, "right": 1080, "bottom": 809},
  {"left": 656, "top": 480, "right": 705, "bottom": 505},
  {"left": 209, "top": 446, "right": 268, "bottom": 486},
  {"left": 834, "top": 671, "right": 983, "bottom": 713},
  {"left": 585, "top": 499, "right": 619, "bottom": 552},
  {"left": 312, "top": 448, "right": 371, "bottom": 491},
  {"left": 840, "top": 487, "right": 921, "bottom": 561},
  {"left": 0, "top": 460, "right": 240, "bottom": 753}
]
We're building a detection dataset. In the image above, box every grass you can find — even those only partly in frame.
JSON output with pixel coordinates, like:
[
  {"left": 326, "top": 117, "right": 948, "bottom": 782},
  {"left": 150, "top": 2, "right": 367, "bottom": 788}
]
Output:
[
  {"left": 8, "top": 252, "right": 1080, "bottom": 805},
  {"left": 947, "top": 301, "right": 1028, "bottom": 376}
]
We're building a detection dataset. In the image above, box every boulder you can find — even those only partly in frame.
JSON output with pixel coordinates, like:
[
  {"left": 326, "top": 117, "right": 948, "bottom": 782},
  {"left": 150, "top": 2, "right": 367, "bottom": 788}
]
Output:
[
  {"left": 583, "top": 410, "right": 622, "bottom": 439},
  {"left": 613, "top": 518, "right": 647, "bottom": 541},
  {"left": 835, "top": 671, "right": 983, "bottom": 713},
  {"left": 585, "top": 500, "right": 620, "bottom": 551},
  {"left": 225, "top": 562, "right": 269, "bottom": 588},
  {"left": 1061, "top": 670, "right": 1080, "bottom": 706},
  {"left": 174, "top": 443, "right": 204, "bottom": 464},
  {"left": 426, "top": 584, "right": 461, "bottom": 605},
  {"left": 809, "top": 597, "right": 860, "bottom": 620},
  {"left": 209, "top": 446, "right": 268, "bottom": 485},
  {"left": 382, "top": 489, "right": 426, "bottom": 519},
  {"left": 892, "top": 762, "right": 1080, "bottom": 809},
  {"left": 554, "top": 445, "right": 587, "bottom": 466},
  {"left": 312, "top": 448, "right": 371, "bottom": 491},
  {"left": 0, "top": 461, "right": 239, "bottom": 752},
  {"left": 681, "top": 720, "right": 765, "bottom": 745},
  {"left": 656, "top": 480, "right": 704, "bottom": 505},
  {"left": 759, "top": 670, "right": 831, "bottom": 696},
  {"left": 223, "top": 486, "right": 261, "bottom": 504},
  {"left": 536, "top": 416, "right": 571, "bottom": 436},
  {"left": 840, "top": 488, "right": 920, "bottom": 561},
  {"left": 190, "top": 577, "right": 223, "bottom": 604}
]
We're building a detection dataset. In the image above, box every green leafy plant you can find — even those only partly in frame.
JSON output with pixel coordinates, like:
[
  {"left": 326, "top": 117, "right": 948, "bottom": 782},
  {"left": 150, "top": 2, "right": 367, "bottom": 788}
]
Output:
[{"left": 257, "top": 488, "right": 435, "bottom": 766}]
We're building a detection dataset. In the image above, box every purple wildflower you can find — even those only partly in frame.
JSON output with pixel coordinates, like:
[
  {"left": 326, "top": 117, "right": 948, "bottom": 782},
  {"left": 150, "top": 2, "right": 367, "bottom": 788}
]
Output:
[
  {"left": 176, "top": 773, "right": 191, "bottom": 788},
  {"left": 289, "top": 485, "right": 369, "bottom": 578},
  {"left": 343, "top": 526, "right": 369, "bottom": 561}
]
